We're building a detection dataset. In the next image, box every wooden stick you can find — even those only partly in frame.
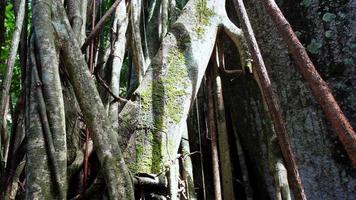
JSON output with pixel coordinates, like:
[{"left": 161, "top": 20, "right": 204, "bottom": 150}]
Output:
[
  {"left": 260, "top": 0, "right": 356, "bottom": 167},
  {"left": 231, "top": 0, "right": 307, "bottom": 199}
]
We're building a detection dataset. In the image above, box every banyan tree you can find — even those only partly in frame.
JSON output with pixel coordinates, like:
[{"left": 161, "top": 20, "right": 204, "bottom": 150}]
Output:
[{"left": 0, "top": 0, "right": 355, "bottom": 199}]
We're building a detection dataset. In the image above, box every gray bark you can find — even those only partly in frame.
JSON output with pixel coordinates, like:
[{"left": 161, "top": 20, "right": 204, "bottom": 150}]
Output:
[
  {"left": 130, "top": 0, "right": 146, "bottom": 83},
  {"left": 180, "top": 123, "right": 197, "bottom": 200},
  {"left": 213, "top": 72, "right": 235, "bottom": 200},
  {"left": 109, "top": 0, "right": 129, "bottom": 131},
  {"left": 0, "top": 0, "right": 25, "bottom": 162},
  {"left": 32, "top": 0, "right": 67, "bottom": 196},
  {"left": 26, "top": 38, "right": 55, "bottom": 199},
  {"left": 52, "top": 1, "right": 135, "bottom": 198},
  {"left": 119, "top": 0, "right": 250, "bottom": 175},
  {"left": 223, "top": 0, "right": 356, "bottom": 199}
]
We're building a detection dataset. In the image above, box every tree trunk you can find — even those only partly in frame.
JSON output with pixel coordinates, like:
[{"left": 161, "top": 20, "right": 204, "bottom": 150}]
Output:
[
  {"left": 3, "top": 0, "right": 353, "bottom": 199},
  {"left": 223, "top": 0, "right": 356, "bottom": 199}
]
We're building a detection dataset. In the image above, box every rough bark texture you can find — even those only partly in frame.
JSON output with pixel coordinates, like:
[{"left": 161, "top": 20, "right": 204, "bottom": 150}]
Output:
[
  {"left": 53, "top": 1, "right": 135, "bottom": 198},
  {"left": 180, "top": 123, "right": 197, "bottom": 200},
  {"left": 32, "top": 2, "right": 67, "bottom": 197},
  {"left": 0, "top": 0, "right": 25, "bottom": 163},
  {"left": 4, "top": 0, "right": 354, "bottom": 199},
  {"left": 260, "top": 0, "right": 356, "bottom": 168},
  {"left": 223, "top": 0, "right": 356, "bottom": 199},
  {"left": 115, "top": 1, "right": 250, "bottom": 199},
  {"left": 26, "top": 38, "right": 55, "bottom": 199},
  {"left": 232, "top": 0, "right": 306, "bottom": 199}
]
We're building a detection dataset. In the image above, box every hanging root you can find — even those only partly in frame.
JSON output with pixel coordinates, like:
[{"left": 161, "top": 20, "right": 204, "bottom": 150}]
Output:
[
  {"left": 147, "top": 0, "right": 158, "bottom": 22},
  {"left": 180, "top": 123, "right": 197, "bottom": 200},
  {"left": 53, "top": 1, "right": 135, "bottom": 198},
  {"left": 130, "top": 0, "right": 146, "bottom": 83},
  {"left": 67, "top": 140, "right": 93, "bottom": 179},
  {"left": 109, "top": 0, "right": 129, "bottom": 130},
  {"left": 66, "top": 0, "right": 83, "bottom": 41},
  {"left": 274, "top": 159, "right": 292, "bottom": 200},
  {"left": 160, "top": 0, "right": 169, "bottom": 40},
  {"left": 268, "top": 134, "right": 292, "bottom": 200}
]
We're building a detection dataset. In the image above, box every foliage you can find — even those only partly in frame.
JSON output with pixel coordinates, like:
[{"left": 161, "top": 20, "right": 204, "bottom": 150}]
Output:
[
  {"left": 0, "top": 4, "right": 15, "bottom": 70},
  {"left": 0, "top": 2, "right": 21, "bottom": 110},
  {"left": 194, "top": 0, "right": 214, "bottom": 38}
]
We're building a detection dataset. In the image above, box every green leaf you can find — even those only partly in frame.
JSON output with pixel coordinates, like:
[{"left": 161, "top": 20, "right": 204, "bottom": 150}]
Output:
[
  {"left": 307, "top": 39, "right": 322, "bottom": 54},
  {"left": 322, "top": 12, "right": 336, "bottom": 22},
  {"left": 5, "top": 4, "right": 14, "bottom": 20}
]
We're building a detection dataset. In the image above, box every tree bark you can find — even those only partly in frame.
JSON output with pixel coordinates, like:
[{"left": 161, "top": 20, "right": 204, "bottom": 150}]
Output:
[
  {"left": 180, "top": 123, "right": 197, "bottom": 200},
  {"left": 260, "top": 0, "right": 356, "bottom": 167},
  {"left": 52, "top": 1, "right": 135, "bottom": 198},
  {"left": 223, "top": 0, "right": 356, "bottom": 198},
  {"left": 213, "top": 65, "right": 235, "bottom": 199},
  {"left": 206, "top": 66, "right": 222, "bottom": 200},
  {"left": 232, "top": 0, "right": 306, "bottom": 199},
  {"left": 115, "top": 1, "right": 250, "bottom": 199},
  {"left": 0, "top": 0, "right": 25, "bottom": 163}
]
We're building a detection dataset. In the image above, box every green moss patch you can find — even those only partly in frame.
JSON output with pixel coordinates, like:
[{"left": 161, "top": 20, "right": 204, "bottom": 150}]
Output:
[
  {"left": 194, "top": 0, "right": 214, "bottom": 38},
  {"left": 134, "top": 47, "right": 190, "bottom": 174}
]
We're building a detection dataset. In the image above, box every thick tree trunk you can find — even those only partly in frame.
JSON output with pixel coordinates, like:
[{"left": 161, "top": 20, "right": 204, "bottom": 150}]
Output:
[
  {"left": 232, "top": 0, "right": 305, "bottom": 199},
  {"left": 115, "top": 1, "right": 250, "bottom": 199},
  {"left": 223, "top": 0, "right": 356, "bottom": 199},
  {"left": 108, "top": 0, "right": 129, "bottom": 131},
  {"left": 260, "top": 0, "right": 356, "bottom": 167},
  {"left": 119, "top": 0, "right": 249, "bottom": 170},
  {"left": 31, "top": 1, "right": 67, "bottom": 197}
]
